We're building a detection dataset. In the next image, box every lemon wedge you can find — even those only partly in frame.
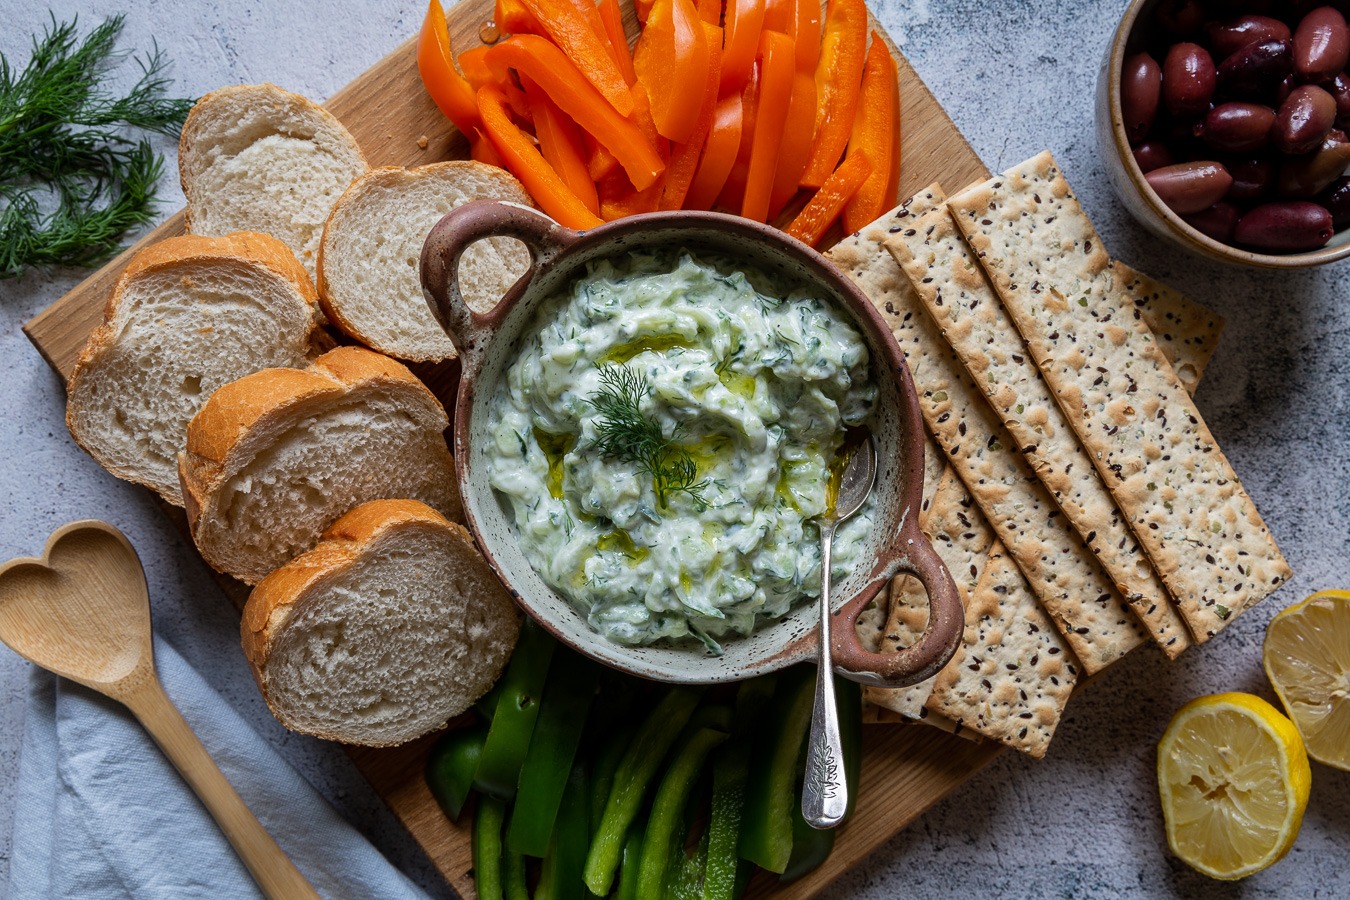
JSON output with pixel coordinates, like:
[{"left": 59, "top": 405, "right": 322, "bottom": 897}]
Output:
[
  {"left": 1264, "top": 589, "right": 1350, "bottom": 771},
  {"left": 1157, "top": 692, "right": 1311, "bottom": 880}
]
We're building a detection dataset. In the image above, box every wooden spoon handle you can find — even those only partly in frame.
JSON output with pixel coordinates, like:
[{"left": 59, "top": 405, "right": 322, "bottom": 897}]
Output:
[{"left": 122, "top": 679, "right": 321, "bottom": 899}]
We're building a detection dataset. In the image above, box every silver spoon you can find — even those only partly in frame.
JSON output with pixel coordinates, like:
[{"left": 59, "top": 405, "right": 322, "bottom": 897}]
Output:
[{"left": 802, "top": 435, "right": 876, "bottom": 830}]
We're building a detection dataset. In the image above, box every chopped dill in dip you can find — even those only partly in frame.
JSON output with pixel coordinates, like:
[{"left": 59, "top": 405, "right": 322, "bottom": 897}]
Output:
[{"left": 485, "top": 248, "right": 876, "bottom": 653}]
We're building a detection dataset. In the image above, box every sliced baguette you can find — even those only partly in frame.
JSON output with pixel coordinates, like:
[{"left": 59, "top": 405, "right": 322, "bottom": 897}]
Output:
[
  {"left": 180, "top": 346, "right": 463, "bottom": 584},
  {"left": 242, "top": 499, "right": 520, "bottom": 747},
  {"left": 180, "top": 83, "right": 368, "bottom": 281},
  {"left": 66, "top": 232, "right": 325, "bottom": 506},
  {"left": 317, "top": 162, "right": 534, "bottom": 362}
]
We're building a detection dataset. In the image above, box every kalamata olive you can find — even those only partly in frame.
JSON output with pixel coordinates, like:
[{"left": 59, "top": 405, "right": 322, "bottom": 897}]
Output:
[
  {"left": 1145, "top": 161, "right": 1234, "bottom": 214},
  {"left": 1278, "top": 130, "right": 1350, "bottom": 195},
  {"left": 1274, "top": 84, "right": 1337, "bottom": 152},
  {"left": 1164, "top": 43, "right": 1217, "bottom": 115},
  {"left": 1218, "top": 40, "right": 1293, "bottom": 101},
  {"left": 1276, "top": 73, "right": 1297, "bottom": 106},
  {"left": 1329, "top": 72, "right": 1350, "bottom": 126},
  {"left": 1226, "top": 157, "right": 1277, "bottom": 200},
  {"left": 1293, "top": 7, "right": 1350, "bottom": 82},
  {"left": 1315, "top": 175, "right": 1350, "bottom": 225},
  {"left": 1202, "top": 102, "right": 1276, "bottom": 151},
  {"left": 1155, "top": 0, "right": 1206, "bottom": 36},
  {"left": 1234, "top": 201, "right": 1335, "bottom": 250},
  {"left": 1133, "top": 141, "right": 1175, "bottom": 172},
  {"left": 1122, "top": 53, "right": 1162, "bottom": 145},
  {"left": 1208, "top": 15, "right": 1293, "bottom": 60},
  {"left": 1182, "top": 202, "right": 1242, "bottom": 242}
]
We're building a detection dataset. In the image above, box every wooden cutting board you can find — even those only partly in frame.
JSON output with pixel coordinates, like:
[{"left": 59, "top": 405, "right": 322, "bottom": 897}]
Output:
[{"left": 23, "top": 2, "right": 999, "bottom": 896}]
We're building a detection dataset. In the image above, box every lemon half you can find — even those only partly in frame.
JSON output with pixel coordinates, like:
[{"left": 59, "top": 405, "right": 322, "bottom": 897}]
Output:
[
  {"left": 1157, "top": 692, "right": 1311, "bottom": 880},
  {"left": 1264, "top": 590, "right": 1350, "bottom": 772}
]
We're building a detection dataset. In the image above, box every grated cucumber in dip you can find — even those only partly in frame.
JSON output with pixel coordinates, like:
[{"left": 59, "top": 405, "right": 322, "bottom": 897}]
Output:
[{"left": 485, "top": 248, "right": 876, "bottom": 653}]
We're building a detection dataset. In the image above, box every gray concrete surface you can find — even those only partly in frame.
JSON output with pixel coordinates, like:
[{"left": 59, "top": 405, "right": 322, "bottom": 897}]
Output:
[{"left": 1, "top": 0, "right": 1347, "bottom": 897}]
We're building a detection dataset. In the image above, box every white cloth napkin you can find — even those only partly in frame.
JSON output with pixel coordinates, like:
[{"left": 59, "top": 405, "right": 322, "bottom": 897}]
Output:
[{"left": 8, "top": 636, "right": 429, "bottom": 900}]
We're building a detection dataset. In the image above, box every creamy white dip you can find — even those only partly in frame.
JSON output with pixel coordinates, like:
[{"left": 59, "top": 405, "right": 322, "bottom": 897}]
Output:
[{"left": 485, "top": 249, "right": 876, "bottom": 652}]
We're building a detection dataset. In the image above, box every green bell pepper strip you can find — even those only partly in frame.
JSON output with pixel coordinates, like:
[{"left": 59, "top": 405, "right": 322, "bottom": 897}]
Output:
[
  {"left": 425, "top": 723, "right": 488, "bottom": 822},
  {"left": 508, "top": 649, "right": 599, "bottom": 857},
  {"left": 473, "top": 797, "right": 508, "bottom": 900},
  {"left": 836, "top": 676, "right": 862, "bottom": 820},
  {"left": 739, "top": 664, "right": 815, "bottom": 873},
  {"left": 636, "top": 724, "right": 729, "bottom": 897},
  {"left": 702, "top": 676, "right": 776, "bottom": 900},
  {"left": 476, "top": 679, "right": 505, "bottom": 722},
  {"left": 583, "top": 685, "right": 706, "bottom": 896},
  {"left": 474, "top": 621, "right": 557, "bottom": 800},
  {"left": 779, "top": 788, "right": 835, "bottom": 882},
  {"left": 589, "top": 720, "right": 636, "bottom": 828},
  {"left": 504, "top": 844, "right": 530, "bottom": 900},
  {"left": 536, "top": 763, "right": 590, "bottom": 900},
  {"left": 615, "top": 822, "right": 644, "bottom": 900},
  {"left": 668, "top": 812, "right": 711, "bottom": 899}
]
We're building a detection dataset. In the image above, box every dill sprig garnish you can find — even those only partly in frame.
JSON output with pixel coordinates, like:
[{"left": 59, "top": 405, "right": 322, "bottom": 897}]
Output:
[
  {"left": 588, "top": 365, "right": 709, "bottom": 511},
  {"left": 0, "top": 15, "right": 193, "bottom": 278}
]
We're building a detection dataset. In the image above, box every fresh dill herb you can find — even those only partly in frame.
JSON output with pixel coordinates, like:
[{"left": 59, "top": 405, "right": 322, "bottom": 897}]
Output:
[
  {"left": 0, "top": 15, "right": 193, "bottom": 278},
  {"left": 588, "top": 365, "right": 709, "bottom": 510}
]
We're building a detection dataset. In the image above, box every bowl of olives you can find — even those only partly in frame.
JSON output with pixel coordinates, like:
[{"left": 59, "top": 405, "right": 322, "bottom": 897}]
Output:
[{"left": 1097, "top": 0, "right": 1350, "bottom": 266}]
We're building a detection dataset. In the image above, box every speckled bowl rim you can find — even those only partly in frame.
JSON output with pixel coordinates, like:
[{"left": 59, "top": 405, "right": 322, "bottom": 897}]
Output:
[{"left": 1106, "top": 0, "right": 1350, "bottom": 268}]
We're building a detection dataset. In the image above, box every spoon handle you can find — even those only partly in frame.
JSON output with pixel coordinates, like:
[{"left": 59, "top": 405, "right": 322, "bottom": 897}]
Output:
[
  {"left": 122, "top": 678, "right": 321, "bottom": 900},
  {"left": 802, "top": 522, "right": 848, "bottom": 830}
]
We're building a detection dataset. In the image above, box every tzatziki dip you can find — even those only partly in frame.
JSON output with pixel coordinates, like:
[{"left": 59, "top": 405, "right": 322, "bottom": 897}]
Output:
[{"left": 485, "top": 248, "right": 876, "bottom": 653}]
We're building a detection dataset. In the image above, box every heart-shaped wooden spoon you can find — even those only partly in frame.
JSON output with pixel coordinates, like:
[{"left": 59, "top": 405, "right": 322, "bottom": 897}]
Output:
[{"left": 0, "top": 521, "right": 319, "bottom": 900}]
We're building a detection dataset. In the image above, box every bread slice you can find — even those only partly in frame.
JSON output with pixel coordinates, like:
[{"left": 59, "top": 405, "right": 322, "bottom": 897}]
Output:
[
  {"left": 180, "top": 83, "right": 368, "bottom": 281},
  {"left": 66, "top": 232, "right": 325, "bottom": 506},
  {"left": 180, "top": 346, "right": 463, "bottom": 584},
  {"left": 242, "top": 499, "right": 520, "bottom": 747},
  {"left": 317, "top": 162, "right": 533, "bottom": 362}
]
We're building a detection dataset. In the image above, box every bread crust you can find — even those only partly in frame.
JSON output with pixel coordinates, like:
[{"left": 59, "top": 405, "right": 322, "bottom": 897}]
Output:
[
  {"left": 179, "top": 345, "right": 461, "bottom": 578},
  {"left": 65, "top": 231, "right": 323, "bottom": 505},
  {"left": 316, "top": 161, "right": 534, "bottom": 362},
  {"left": 241, "top": 499, "right": 520, "bottom": 746}
]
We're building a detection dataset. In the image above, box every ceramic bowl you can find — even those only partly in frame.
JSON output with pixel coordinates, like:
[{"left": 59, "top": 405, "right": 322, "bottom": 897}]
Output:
[
  {"left": 419, "top": 200, "right": 962, "bottom": 686},
  {"left": 1096, "top": 0, "right": 1350, "bottom": 268}
]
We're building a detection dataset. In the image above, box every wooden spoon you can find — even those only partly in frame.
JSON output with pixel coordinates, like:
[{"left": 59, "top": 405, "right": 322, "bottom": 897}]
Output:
[{"left": 0, "top": 520, "right": 320, "bottom": 900}]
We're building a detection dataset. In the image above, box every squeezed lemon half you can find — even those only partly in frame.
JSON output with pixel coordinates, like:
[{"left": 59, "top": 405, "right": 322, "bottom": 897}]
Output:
[
  {"left": 1264, "top": 589, "right": 1350, "bottom": 772},
  {"left": 1157, "top": 692, "right": 1311, "bottom": 880}
]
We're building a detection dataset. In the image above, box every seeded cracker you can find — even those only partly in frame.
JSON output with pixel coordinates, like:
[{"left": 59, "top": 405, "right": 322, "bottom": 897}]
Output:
[
  {"left": 927, "top": 541, "right": 1078, "bottom": 757},
  {"left": 827, "top": 202, "right": 1079, "bottom": 754},
  {"left": 946, "top": 152, "right": 1291, "bottom": 639},
  {"left": 1112, "top": 262, "right": 1225, "bottom": 396},
  {"left": 854, "top": 188, "right": 1145, "bottom": 672},
  {"left": 887, "top": 203, "right": 1194, "bottom": 657}
]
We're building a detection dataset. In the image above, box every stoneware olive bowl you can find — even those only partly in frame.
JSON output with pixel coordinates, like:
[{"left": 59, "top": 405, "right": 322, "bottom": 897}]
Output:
[
  {"left": 420, "top": 199, "right": 962, "bottom": 686},
  {"left": 1096, "top": 0, "right": 1350, "bottom": 268}
]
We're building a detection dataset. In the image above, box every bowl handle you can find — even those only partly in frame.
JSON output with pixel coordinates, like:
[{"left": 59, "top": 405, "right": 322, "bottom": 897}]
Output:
[
  {"left": 421, "top": 200, "right": 583, "bottom": 369},
  {"left": 830, "top": 517, "right": 964, "bottom": 688}
]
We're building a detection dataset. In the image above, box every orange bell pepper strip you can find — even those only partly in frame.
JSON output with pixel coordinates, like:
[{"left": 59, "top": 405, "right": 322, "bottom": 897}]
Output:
[
  {"left": 496, "top": 0, "right": 543, "bottom": 33},
  {"left": 794, "top": 0, "right": 821, "bottom": 72},
  {"left": 418, "top": 0, "right": 482, "bottom": 138},
  {"left": 457, "top": 46, "right": 494, "bottom": 92},
  {"left": 599, "top": 82, "right": 668, "bottom": 218},
  {"left": 684, "top": 93, "right": 743, "bottom": 209},
  {"left": 762, "top": 0, "right": 792, "bottom": 33},
  {"left": 786, "top": 150, "right": 872, "bottom": 245},
  {"left": 720, "top": 0, "right": 766, "bottom": 93},
  {"left": 841, "top": 35, "right": 899, "bottom": 233},
  {"left": 742, "top": 30, "right": 795, "bottom": 222},
  {"left": 634, "top": 0, "right": 710, "bottom": 144},
  {"left": 485, "top": 35, "right": 665, "bottom": 190},
  {"left": 472, "top": 135, "right": 506, "bottom": 167},
  {"left": 478, "top": 85, "right": 604, "bottom": 229},
  {"left": 768, "top": 68, "right": 817, "bottom": 219},
  {"left": 598, "top": 0, "right": 638, "bottom": 85},
  {"left": 516, "top": 0, "right": 635, "bottom": 116},
  {"left": 661, "top": 22, "right": 723, "bottom": 210},
  {"left": 523, "top": 75, "right": 601, "bottom": 215},
  {"left": 636, "top": 0, "right": 655, "bottom": 23},
  {"left": 799, "top": 0, "right": 867, "bottom": 187},
  {"left": 586, "top": 137, "right": 622, "bottom": 181},
  {"left": 698, "top": 0, "right": 722, "bottom": 25}
]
